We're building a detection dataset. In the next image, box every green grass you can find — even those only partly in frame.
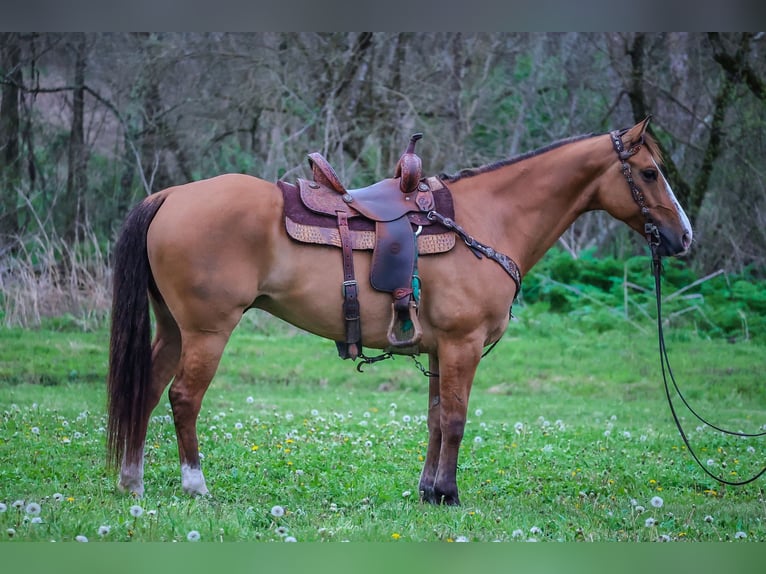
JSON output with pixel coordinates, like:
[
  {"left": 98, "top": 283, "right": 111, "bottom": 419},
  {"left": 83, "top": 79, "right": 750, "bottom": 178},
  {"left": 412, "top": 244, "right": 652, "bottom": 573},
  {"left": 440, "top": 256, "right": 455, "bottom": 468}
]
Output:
[{"left": 1, "top": 309, "right": 764, "bottom": 543}]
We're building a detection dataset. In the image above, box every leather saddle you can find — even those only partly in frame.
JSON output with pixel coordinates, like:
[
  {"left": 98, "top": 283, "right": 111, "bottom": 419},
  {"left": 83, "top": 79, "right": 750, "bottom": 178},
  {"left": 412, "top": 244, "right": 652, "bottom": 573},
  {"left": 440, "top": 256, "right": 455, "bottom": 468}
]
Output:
[{"left": 278, "top": 134, "right": 456, "bottom": 360}]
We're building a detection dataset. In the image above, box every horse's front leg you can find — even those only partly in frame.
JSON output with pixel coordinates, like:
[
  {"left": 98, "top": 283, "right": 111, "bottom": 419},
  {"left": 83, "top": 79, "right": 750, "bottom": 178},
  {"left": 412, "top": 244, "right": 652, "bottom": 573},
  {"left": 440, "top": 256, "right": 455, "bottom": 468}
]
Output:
[
  {"left": 419, "top": 353, "right": 441, "bottom": 503},
  {"left": 430, "top": 340, "right": 482, "bottom": 506}
]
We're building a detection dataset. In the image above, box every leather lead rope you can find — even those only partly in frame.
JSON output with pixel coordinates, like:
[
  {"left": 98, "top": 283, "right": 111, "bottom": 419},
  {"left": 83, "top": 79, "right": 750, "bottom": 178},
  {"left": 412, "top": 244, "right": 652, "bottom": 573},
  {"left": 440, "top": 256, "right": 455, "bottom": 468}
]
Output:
[{"left": 652, "top": 247, "right": 766, "bottom": 486}]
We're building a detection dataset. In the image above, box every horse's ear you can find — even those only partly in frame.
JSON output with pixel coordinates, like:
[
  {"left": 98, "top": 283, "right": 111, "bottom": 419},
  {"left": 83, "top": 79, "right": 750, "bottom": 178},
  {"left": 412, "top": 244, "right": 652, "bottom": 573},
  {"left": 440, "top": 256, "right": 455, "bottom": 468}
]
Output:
[{"left": 623, "top": 115, "right": 653, "bottom": 147}]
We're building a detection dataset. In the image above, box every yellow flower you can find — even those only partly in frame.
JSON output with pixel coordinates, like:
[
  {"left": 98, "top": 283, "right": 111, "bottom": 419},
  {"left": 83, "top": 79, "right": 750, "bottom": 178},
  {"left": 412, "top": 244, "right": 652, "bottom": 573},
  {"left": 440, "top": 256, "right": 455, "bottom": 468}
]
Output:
[
  {"left": 391, "top": 533, "right": 401, "bottom": 540},
  {"left": 251, "top": 445, "right": 259, "bottom": 451},
  {"left": 649, "top": 479, "right": 657, "bottom": 485},
  {"left": 67, "top": 497, "right": 75, "bottom": 502}
]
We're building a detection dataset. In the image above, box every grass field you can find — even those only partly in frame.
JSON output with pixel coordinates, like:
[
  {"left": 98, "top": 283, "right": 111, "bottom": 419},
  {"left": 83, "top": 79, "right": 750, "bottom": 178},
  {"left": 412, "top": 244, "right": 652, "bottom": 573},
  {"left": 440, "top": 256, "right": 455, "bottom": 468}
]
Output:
[{"left": 1, "top": 308, "right": 764, "bottom": 543}]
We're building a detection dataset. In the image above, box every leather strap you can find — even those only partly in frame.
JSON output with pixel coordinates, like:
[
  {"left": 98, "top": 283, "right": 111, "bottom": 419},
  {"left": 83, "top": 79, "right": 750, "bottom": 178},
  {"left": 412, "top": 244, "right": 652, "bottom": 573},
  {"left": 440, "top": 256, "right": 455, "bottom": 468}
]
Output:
[{"left": 336, "top": 210, "right": 361, "bottom": 359}]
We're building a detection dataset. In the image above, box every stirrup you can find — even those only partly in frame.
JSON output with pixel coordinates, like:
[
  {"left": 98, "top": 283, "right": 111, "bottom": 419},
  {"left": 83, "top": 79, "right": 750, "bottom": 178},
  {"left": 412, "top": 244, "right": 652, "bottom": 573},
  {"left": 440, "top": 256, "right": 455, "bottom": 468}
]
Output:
[{"left": 386, "top": 300, "right": 423, "bottom": 354}]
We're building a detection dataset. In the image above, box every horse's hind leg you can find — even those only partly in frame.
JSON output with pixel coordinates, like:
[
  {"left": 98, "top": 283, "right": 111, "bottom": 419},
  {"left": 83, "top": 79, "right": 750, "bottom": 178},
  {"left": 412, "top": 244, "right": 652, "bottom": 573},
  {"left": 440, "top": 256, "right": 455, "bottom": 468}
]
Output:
[
  {"left": 419, "top": 353, "right": 442, "bottom": 502},
  {"left": 118, "top": 298, "right": 181, "bottom": 497},
  {"left": 168, "top": 328, "right": 233, "bottom": 496}
]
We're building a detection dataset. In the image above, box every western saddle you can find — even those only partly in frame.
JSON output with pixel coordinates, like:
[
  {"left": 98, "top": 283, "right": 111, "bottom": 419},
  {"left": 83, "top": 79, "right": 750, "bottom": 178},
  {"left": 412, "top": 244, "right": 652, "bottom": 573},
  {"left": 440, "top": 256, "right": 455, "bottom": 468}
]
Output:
[{"left": 278, "top": 134, "right": 456, "bottom": 360}]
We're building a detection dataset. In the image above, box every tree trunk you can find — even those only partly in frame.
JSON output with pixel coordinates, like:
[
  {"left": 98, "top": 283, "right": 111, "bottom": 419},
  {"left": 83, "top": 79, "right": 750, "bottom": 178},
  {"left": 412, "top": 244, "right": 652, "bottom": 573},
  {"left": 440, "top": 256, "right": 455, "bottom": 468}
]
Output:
[
  {"left": 0, "top": 33, "right": 22, "bottom": 246},
  {"left": 63, "top": 33, "right": 88, "bottom": 241}
]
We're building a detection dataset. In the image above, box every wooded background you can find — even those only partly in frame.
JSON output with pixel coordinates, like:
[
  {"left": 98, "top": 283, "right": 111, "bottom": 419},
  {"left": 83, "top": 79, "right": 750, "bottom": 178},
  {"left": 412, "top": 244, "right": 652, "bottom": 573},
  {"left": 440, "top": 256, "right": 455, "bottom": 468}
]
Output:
[{"left": 1, "top": 32, "right": 765, "bottom": 274}]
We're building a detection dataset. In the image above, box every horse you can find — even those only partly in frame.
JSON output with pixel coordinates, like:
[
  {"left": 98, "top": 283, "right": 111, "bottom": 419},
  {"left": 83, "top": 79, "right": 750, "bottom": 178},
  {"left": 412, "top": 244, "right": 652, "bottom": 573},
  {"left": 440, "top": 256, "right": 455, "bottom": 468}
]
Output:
[{"left": 106, "top": 117, "right": 692, "bottom": 505}]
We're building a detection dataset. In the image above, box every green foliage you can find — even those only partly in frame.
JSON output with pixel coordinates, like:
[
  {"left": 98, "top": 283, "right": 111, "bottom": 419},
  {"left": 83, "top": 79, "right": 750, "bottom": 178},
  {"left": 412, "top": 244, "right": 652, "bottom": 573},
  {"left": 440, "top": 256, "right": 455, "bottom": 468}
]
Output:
[{"left": 520, "top": 248, "right": 766, "bottom": 342}]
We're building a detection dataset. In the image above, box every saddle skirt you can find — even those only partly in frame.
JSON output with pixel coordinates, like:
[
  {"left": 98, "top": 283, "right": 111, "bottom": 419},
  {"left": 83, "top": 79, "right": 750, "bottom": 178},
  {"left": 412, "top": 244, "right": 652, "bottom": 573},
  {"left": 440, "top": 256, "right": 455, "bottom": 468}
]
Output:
[{"left": 280, "top": 175, "right": 456, "bottom": 255}]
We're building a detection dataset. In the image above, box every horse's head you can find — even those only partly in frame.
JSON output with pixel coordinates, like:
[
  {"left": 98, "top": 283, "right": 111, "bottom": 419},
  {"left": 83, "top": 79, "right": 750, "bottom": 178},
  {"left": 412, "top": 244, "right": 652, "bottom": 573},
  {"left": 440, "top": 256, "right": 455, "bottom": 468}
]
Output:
[{"left": 598, "top": 117, "right": 693, "bottom": 257}]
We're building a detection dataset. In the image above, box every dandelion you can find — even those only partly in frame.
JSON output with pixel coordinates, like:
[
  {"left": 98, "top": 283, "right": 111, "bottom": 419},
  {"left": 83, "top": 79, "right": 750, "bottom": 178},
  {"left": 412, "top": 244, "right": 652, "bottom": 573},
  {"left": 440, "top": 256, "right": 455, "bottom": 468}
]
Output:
[
  {"left": 187, "top": 530, "right": 201, "bottom": 542},
  {"left": 391, "top": 532, "right": 401, "bottom": 540},
  {"left": 284, "top": 536, "right": 297, "bottom": 542},
  {"left": 475, "top": 408, "right": 483, "bottom": 417},
  {"left": 706, "top": 459, "right": 716, "bottom": 466},
  {"left": 512, "top": 529, "right": 524, "bottom": 538},
  {"left": 75, "top": 535, "right": 88, "bottom": 542},
  {"left": 474, "top": 436, "right": 483, "bottom": 444},
  {"left": 746, "top": 446, "right": 755, "bottom": 454},
  {"left": 514, "top": 422, "right": 524, "bottom": 434},
  {"left": 246, "top": 396, "right": 254, "bottom": 404},
  {"left": 402, "top": 490, "right": 412, "bottom": 498},
  {"left": 530, "top": 526, "right": 542, "bottom": 535},
  {"left": 275, "top": 526, "right": 289, "bottom": 537},
  {"left": 645, "top": 518, "right": 656, "bottom": 527},
  {"left": 622, "top": 431, "right": 632, "bottom": 439},
  {"left": 364, "top": 440, "right": 373, "bottom": 447},
  {"left": 25, "top": 502, "right": 41, "bottom": 516},
  {"left": 541, "top": 444, "right": 553, "bottom": 453},
  {"left": 7, "top": 528, "right": 16, "bottom": 538},
  {"left": 98, "top": 525, "right": 111, "bottom": 537},
  {"left": 234, "top": 422, "right": 243, "bottom": 430},
  {"left": 129, "top": 505, "right": 144, "bottom": 517},
  {"left": 11, "top": 500, "right": 24, "bottom": 510},
  {"left": 147, "top": 509, "right": 157, "bottom": 517},
  {"left": 30, "top": 517, "right": 42, "bottom": 524},
  {"left": 658, "top": 534, "right": 671, "bottom": 542},
  {"left": 704, "top": 515, "right": 714, "bottom": 523},
  {"left": 455, "top": 536, "right": 469, "bottom": 542},
  {"left": 402, "top": 415, "right": 411, "bottom": 423},
  {"left": 635, "top": 505, "right": 645, "bottom": 514},
  {"left": 603, "top": 429, "right": 611, "bottom": 437},
  {"left": 31, "top": 427, "right": 40, "bottom": 435},
  {"left": 0, "top": 503, "right": 6, "bottom": 513},
  {"left": 734, "top": 531, "right": 747, "bottom": 540},
  {"left": 650, "top": 496, "right": 664, "bottom": 508},
  {"left": 271, "top": 505, "right": 285, "bottom": 518}
]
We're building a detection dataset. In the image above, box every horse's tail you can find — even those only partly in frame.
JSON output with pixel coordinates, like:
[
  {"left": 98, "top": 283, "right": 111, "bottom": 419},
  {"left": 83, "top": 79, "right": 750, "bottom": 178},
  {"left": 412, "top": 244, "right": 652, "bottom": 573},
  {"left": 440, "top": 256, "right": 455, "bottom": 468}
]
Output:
[{"left": 106, "top": 193, "right": 167, "bottom": 470}]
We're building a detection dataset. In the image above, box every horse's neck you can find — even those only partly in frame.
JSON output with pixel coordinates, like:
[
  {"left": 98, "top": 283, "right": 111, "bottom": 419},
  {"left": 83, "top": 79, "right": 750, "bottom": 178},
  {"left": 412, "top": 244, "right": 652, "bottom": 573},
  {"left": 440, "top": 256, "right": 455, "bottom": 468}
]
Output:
[{"left": 449, "top": 138, "right": 604, "bottom": 275}]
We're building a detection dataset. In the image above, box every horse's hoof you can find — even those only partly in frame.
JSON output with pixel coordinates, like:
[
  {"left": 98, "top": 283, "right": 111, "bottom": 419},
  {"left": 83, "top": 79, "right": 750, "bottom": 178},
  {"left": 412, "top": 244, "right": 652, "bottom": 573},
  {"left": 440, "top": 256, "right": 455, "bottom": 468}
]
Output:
[{"left": 117, "top": 479, "right": 145, "bottom": 498}]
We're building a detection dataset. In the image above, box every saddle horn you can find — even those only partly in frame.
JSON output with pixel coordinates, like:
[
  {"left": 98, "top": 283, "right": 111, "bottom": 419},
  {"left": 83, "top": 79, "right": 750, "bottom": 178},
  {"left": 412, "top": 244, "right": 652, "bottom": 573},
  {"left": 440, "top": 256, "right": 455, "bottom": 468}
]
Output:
[{"left": 395, "top": 133, "right": 423, "bottom": 194}]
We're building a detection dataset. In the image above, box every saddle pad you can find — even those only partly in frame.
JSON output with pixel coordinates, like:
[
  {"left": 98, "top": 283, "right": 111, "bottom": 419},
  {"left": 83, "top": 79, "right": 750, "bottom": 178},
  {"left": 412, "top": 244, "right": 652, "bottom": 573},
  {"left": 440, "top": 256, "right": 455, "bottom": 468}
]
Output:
[{"left": 279, "top": 178, "right": 456, "bottom": 255}]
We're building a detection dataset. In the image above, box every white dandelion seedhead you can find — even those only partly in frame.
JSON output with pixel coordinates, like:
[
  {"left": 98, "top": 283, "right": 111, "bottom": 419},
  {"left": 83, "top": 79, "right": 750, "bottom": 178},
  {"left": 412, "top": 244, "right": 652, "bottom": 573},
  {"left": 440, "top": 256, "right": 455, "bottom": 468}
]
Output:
[
  {"left": 270, "top": 505, "right": 285, "bottom": 518},
  {"left": 658, "top": 534, "right": 671, "bottom": 542},
  {"left": 704, "top": 515, "right": 714, "bottom": 524},
  {"left": 246, "top": 396, "right": 254, "bottom": 404},
  {"left": 30, "top": 517, "right": 43, "bottom": 524},
  {"left": 514, "top": 422, "right": 524, "bottom": 434},
  {"left": 474, "top": 436, "right": 483, "bottom": 444},
  {"left": 734, "top": 531, "right": 748, "bottom": 540},
  {"left": 187, "top": 530, "right": 201, "bottom": 542},
  {"left": 0, "top": 503, "right": 7, "bottom": 513},
  {"left": 75, "top": 535, "right": 88, "bottom": 542},
  {"left": 11, "top": 500, "right": 24, "bottom": 510},
  {"left": 98, "top": 525, "right": 111, "bottom": 537},
  {"left": 454, "top": 536, "right": 469, "bottom": 542},
  {"left": 645, "top": 518, "right": 656, "bottom": 528},
  {"left": 275, "top": 526, "right": 289, "bottom": 537},
  {"left": 25, "top": 502, "right": 41, "bottom": 516},
  {"left": 530, "top": 526, "right": 542, "bottom": 535},
  {"left": 512, "top": 529, "right": 524, "bottom": 538},
  {"left": 475, "top": 408, "right": 483, "bottom": 417},
  {"left": 284, "top": 536, "right": 297, "bottom": 542},
  {"left": 650, "top": 496, "right": 664, "bottom": 508},
  {"left": 129, "top": 505, "right": 144, "bottom": 518},
  {"left": 52, "top": 493, "right": 64, "bottom": 502}
]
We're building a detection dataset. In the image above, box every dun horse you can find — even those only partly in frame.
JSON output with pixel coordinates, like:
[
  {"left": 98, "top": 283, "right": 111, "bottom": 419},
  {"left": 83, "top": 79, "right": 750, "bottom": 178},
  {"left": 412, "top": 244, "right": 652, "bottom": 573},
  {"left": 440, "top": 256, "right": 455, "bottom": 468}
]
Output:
[{"left": 107, "top": 117, "right": 692, "bottom": 505}]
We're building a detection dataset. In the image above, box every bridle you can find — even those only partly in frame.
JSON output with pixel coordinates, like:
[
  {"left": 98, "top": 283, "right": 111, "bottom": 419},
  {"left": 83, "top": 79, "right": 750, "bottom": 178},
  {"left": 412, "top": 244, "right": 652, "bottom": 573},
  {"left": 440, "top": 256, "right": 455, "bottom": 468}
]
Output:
[{"left": 611, "top": 129, "right": 766, "bottom": 486}]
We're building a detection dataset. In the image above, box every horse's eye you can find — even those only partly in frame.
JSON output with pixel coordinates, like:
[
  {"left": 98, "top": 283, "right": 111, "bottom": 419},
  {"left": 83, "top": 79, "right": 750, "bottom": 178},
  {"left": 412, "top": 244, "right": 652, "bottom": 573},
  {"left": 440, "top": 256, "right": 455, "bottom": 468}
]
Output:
[{"left": 641, "top": 169, "right": 657, "bottom": 182}]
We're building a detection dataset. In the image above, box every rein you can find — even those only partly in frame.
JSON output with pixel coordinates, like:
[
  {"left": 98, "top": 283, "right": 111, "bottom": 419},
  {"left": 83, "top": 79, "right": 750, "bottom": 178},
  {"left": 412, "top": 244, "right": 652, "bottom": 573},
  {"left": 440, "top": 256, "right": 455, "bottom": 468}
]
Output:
[{"left": 611, "top": 129, "right": 766, "bottom": 486}]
